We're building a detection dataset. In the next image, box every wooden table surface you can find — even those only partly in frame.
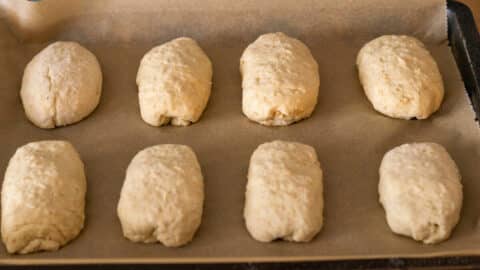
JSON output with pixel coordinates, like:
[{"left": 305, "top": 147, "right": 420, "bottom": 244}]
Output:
[{"left": 459, "top": 0, "right": 480, "bottom": 27}]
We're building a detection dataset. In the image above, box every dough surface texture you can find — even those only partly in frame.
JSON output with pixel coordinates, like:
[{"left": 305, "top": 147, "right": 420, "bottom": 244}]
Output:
[
  {"left": 356, "top": 35, "right": 444, "bottom": 119},
  {"left": 240, "top": 32, "right": 320, "bottom": 126},
  {"left": 244, "top": 140, "right": 323, "bottom": 242},
  {"left": 1, "top": 140, "right": 86, "bottom": 254},
  {"left": 117, "top": 144, "right": 204, "bottom": 247},
  {"left": 21, "top": 41, "right": 102, "bottom": 128},
  {"left": 136, "top": 37, "right": 212, "bottom": 126},
  {"left": 379, "top": 142, "right": 462, "bottom": 244}
]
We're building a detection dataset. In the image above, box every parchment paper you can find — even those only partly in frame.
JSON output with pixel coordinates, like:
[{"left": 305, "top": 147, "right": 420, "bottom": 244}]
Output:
[{"left": 0, "top": 0, "right": 479, "bottom": 264}]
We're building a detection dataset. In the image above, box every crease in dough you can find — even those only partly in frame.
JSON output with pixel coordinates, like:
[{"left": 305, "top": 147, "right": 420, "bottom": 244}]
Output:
[
  {"left": 117, "top": 144, "right": 204, "bottom": 247},
  {"left": 244, "top": 140, "right": 324, "bottom": 242},
  {"left": 21, "top": 41, "right": 103, "bottom": 128},
  {"left": 136, "top": 37, "right": 212, "bottom": 127}
]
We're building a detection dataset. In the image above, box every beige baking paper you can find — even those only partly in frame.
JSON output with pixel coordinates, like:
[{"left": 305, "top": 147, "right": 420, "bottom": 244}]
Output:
[{"left": 0, "top": 0, "right": 479, "bottom": 264}]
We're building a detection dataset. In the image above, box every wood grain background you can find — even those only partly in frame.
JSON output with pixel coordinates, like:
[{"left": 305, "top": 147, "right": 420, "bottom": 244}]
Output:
[{"left": 459, "top": 0, "right": 480, "bottom": 27}]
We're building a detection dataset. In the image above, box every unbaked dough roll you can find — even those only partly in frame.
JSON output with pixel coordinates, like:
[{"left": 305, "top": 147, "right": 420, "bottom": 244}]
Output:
[
  {"left": 379, "top": 142, "right": 462, "bottom": 244},
  {"left": 240, "top": 32, "right": 320, "bottom": 126},
  {"left": 244, "top": 140, "right": 323, "bottom": 242},
  {"left": 136, "top": 37, "right": 212, "bottom": 126},
  {"left": 117, "top": 144, "right": 204, "bottom": 247},
  {"left": 1, "top": 141, "right": 87, "bottom": 254},
  {"left": 356, "top": 35, "right": 444, "bottom": 119},
  {"left": 21, "top": 41, "right": 102, "bottom": 129}
]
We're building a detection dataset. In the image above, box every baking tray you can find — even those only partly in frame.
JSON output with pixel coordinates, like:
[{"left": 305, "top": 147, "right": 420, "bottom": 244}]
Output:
[
  {"left": 448, "top": 1, "right": 480, "bottom": 122},
  {"left": 3, "top": 0, "right": 478, "bottom": 268}
]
